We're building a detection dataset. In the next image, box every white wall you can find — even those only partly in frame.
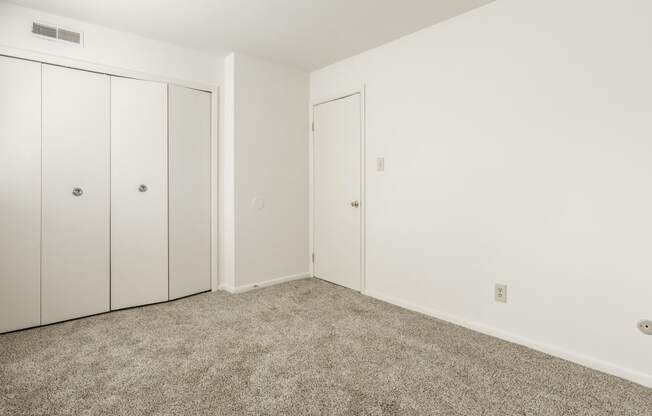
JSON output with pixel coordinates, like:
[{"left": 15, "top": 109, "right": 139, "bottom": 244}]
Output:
[
  {"left": 311, "top": 0, "right": 652, "bottom": 387},
  {"left": 221, "top": 52, "right": 310, "bottom": 291},
  {"left": 0, "top": 2, "right": 224, "bottom": 86},
  {"left": 1, "top": 2, "right": 310, "bottom": 293}
]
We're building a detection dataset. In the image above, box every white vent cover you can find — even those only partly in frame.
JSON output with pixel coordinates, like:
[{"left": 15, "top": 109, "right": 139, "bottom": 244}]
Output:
[{"left": 32, "top": 22, "right": 83, "bottom": 46}]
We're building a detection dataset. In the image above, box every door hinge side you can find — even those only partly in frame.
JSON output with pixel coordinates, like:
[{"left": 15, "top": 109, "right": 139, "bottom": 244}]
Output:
[
  {"left": 312, "top": 253, "right": 315, "bottom": 263},
  {"left": 312, "top": 121, "right": 315, "bottom": 132}
]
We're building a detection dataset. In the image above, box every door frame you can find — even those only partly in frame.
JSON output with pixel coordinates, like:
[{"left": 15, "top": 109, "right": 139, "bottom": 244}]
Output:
[{"left": 309, "top": 86, "right": 367, "bottom": 293}]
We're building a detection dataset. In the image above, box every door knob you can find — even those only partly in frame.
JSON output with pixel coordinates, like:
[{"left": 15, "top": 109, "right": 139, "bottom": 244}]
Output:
[
  {"left": 138, "top": 184, "right": 148, "bottom": 193},
  {"left": 351, "top": 201, "right": 360, "bottom": 208},
  {"left": 72, "top": 187, "right": 83, "bottom": 197}
]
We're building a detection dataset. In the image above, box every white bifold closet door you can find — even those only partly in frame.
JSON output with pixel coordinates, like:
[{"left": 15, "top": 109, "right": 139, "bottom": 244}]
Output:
[
  {"left": 42, "top": 65, "right": 111, "bottom": 325},
  {"left": 0, "top": 56, "right": 42, "bottom": 333},
  {"left": 111, "top": 77, "right": 168, "bottom": 310},
  {"left": 168, "top": 85, "right": 212, "bottom": 299}
]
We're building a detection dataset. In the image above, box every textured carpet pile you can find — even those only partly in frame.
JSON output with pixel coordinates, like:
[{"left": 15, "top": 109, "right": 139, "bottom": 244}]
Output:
[{"left": 1, "top": 278, "right": 650, "bottom": 415}]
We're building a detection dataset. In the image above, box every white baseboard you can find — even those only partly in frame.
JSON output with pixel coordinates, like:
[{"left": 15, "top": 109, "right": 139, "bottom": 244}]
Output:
[
  {"left": 217, "top": 284, "right": 236, "bottom": 293},
  {"left": 219, "top": 272, "right": 311, "bottom": 294},
  {"left": 365, "top": 289, "right": 652, "bottom": 388}
]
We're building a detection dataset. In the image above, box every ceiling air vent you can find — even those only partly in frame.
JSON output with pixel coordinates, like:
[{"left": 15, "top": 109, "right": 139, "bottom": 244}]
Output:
[
  {"left": 57, "top": 28, "right": 81, "bottom": 44},
  {"left": 32, "top": 22, "right": 57, "bottom": 39},
  {"left": 32, "top": 22, "right": 83, "bottom": 46}
]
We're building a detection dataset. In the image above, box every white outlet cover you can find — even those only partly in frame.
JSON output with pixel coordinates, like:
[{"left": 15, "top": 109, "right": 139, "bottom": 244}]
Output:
[{"left": 495, "top": 284, "right": 507, "bottom": 303}]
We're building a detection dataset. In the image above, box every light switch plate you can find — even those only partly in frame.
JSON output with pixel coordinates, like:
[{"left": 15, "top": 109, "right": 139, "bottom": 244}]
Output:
[{"left": 376, "top": 157, "right": 385, "bottom": 172}]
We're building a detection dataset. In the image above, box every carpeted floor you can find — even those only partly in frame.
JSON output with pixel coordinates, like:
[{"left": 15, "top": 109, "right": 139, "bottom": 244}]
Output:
[{"left": 0, "top": 278, "right": 650, "bottom": 415}]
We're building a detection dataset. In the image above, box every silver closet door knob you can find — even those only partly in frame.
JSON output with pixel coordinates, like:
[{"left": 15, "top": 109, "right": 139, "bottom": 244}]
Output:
[
  {"left": 138, "top": 184, "right": 148, "bottom": 193},
  {"left": 72, "top": 187, "right": 83, "bottom": 197}
]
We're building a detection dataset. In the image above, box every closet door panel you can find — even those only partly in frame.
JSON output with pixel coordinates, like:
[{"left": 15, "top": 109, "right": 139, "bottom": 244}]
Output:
[
  {"left": 168, "top": 86, "right": 211, "bottom": 299},
  {"left": 41, "top": 65, "right": 110, "bottom": 325},
  {"left": 0, "top": 57, "right": 42, "bottom": 333},
  {"left": 111, "top": 77, "right": 168, "bottom": 310}
]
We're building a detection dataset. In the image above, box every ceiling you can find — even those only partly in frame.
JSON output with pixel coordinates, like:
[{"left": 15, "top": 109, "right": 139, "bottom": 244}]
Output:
[{"left": 8, "top": 0, "right": 494, "bottom": 70}]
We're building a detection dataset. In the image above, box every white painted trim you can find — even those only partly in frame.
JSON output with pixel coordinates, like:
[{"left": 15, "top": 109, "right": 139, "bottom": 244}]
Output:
[
  {"left": 219, "top": 272, "right": 311, "bottom": 294},
  {"left": 308, "top": 100, "right": 314, "bottom": 279},
  {"left": 312, "top": 88, "right": 365, "bottom": 108},
  {"left": 365, "top": 289, "right": 652, "bottom": 388},
  {"left": 210, "top": 88, "right": 220, "bottom": 293},
  {"left": 0, "top": 45, "right": 215, "bottom": 92},
  {"left": 360, "top": 86, "right": 367, "bottom": 295},
  {"left": 218, "top": 53, "right": 236, "bottom": 293},
  {"left": 0, "top": 47, "right": 221, "bottom": 293},
  {"left": 309, "top": 86, "right": 367, "bottom": 293}
]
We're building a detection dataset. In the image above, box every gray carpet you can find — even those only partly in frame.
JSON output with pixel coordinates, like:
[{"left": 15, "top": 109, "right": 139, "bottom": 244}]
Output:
[{"left": 0, "top": 278, "right": 649, "bottom": 415}]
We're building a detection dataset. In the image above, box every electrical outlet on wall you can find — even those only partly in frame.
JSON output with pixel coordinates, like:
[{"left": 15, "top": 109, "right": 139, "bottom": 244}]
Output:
[{"left": 495, "top": 284, "right": 507, "bottom": 303}]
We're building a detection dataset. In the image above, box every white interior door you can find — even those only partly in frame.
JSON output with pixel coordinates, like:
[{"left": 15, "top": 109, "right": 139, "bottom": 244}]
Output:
[
  {"left": 313, "top": 94, "right": 362, "bottom": 291},
  {"left": 0, "top": 56, "right": 42, "bottom": 332},
  {"left": 42, "top": 65, "right": 110, "bottom": 325},
  {"left": 111, "top": 77, "right": 168, "bottom": 310},
  {"left": 168, "top": 85, "right": 212, "bottom": 299}
]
